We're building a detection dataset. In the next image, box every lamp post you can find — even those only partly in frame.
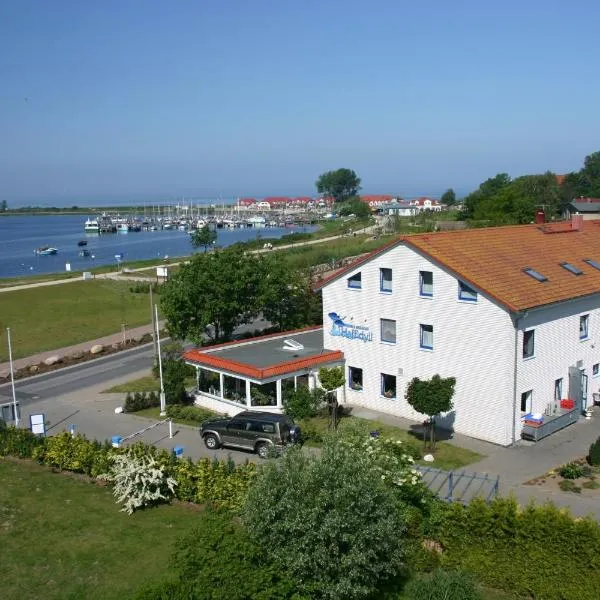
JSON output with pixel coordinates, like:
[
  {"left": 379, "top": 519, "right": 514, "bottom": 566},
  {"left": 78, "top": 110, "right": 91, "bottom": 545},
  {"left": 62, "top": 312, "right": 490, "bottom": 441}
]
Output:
[
  {"left": 154, "top": 304, "right": 166, "bottom": 416},
  {"left": 6, "top": 327, "right": 19, "bottom": 426}
]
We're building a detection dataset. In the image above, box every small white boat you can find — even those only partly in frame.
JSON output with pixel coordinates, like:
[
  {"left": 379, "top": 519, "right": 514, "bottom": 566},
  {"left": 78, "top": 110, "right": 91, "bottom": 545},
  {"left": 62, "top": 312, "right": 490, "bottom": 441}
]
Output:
[
  {"left": 34, "top": 246, "right": 58, "bottom": 256},
  {"left": 118, "top": 223, "right": 129, "bottom": 233}
]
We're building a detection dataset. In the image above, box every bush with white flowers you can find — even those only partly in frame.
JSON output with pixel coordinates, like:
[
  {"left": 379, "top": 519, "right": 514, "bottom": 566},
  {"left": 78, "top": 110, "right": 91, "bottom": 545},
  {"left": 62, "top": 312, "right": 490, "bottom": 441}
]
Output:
[{"left": 99, "top": 450, "right": 177, "bottom": 514}]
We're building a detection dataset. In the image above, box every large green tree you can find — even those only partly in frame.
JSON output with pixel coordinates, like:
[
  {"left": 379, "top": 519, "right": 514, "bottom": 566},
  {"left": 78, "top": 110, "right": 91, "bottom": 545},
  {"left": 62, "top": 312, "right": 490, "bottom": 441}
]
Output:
[
  {"left": 441, "top": 188, "right": 456, "bottom": 206},
  {"left": 190, "top": 225, "right": 217, "bottom": 252},
  {"left": 316, "top": 168, "right": 361, "bottom": 203},
  {"left": 560, "top": 151, "right": 600, "bottom": 201},
  {"left": 405, "top": 374, "right": 456, "bottom": 450},
  {"left": 337, "top": 196, "right": 372, "bottom": 218},
  {"left": 243, "top": 438, "right": 410, "bottom": 599},
  {"left": 160, "top": 245, "right": 265, "bottom": 343}
]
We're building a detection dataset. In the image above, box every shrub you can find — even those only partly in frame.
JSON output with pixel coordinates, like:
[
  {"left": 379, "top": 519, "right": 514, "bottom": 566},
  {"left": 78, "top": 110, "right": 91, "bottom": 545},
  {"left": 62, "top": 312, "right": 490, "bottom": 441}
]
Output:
[
  {"left": 133, "top": 508, "right": 301, "bottom": 600},
  {"left": 98, "top": 449, "right": 177, "bottom": 514},
  {"left": 0, "top": 422, "right": 46, "bottom": 458},
  {"left": 430, "top": 497, "right": 600, "bottom": 600},
  {"left": 559, "top": 479, "right": 582, "bottom": 493},
  {"left": 583, "top": 480, "right": 600, "bottom": 490},
  {"left": 404, "top": 569, "right": 482, "bottom": 600},
  {"left": 282, "top": 386, "right": 324, "bottom": 420},
  {"left": 588, "top": 436, "right": 600, "bottom": 466},
  {"left": 560, "top": 462, "right": 584, "bottom": 479},
  {"left": 243, "top": 436, "right": 411, "bottom": 599},
  {"left": 166, "top": 404, "right": 214, "bottom": 424}
]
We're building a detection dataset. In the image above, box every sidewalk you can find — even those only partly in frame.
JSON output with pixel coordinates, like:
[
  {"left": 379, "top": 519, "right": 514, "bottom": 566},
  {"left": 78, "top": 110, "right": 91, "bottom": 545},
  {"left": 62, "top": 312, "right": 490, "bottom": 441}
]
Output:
[{"left": 0, "top": 321, "right": 164, "bottom": 374}]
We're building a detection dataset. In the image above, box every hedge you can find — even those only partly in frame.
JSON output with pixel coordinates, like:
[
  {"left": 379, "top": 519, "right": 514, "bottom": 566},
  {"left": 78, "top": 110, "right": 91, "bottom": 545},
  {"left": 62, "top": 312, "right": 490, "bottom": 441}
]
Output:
[
  {"left": 0, "top": 424, "right": 255, "bottom": 512},
  {"left": 429, "top": 497, "right": 600, "bottom": 600}
]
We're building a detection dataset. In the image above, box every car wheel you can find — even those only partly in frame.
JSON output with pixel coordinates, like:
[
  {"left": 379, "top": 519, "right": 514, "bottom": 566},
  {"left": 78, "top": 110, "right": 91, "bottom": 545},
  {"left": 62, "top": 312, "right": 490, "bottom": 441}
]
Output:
[
  {"left": 204, "top": 434, "right": 220, "bottom": 450},
  {"left": 256, "top": 442, "right": 270, "bottom": 459}
]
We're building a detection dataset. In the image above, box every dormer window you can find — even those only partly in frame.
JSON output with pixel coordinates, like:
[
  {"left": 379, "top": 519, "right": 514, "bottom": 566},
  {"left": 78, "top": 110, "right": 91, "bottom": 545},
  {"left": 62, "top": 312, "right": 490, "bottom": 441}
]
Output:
[
  {"left": 347, "top": 272, "right": 362, "bottom": 289},
  {"left": 458, "top": 281, "right": 478, "bottom": 302}
]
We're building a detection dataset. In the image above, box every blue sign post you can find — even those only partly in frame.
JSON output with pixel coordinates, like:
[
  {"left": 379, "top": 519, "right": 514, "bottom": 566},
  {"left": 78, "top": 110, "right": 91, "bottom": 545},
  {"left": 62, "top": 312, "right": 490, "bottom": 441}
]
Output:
[{"left": 114, "top": 253, "right": 124, "bottom": 272}]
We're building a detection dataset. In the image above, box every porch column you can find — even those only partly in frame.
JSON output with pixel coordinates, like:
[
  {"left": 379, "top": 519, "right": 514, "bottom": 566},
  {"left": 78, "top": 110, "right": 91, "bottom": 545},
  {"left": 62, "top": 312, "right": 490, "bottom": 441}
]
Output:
[
  {"left": 245, "top": 380, "right": 251, "bottom": 407},
  {"left": 219, "top": 373, "right": 224, "bottom": 399},
  {"left": 196, "top": 367, "right": 200, "bottom": 390},
  {"left": 308, "top": 370, "right": 315, "bottom": 391},
  {"left": 276, "top": 379, "right": 282, "bottom": 408}
]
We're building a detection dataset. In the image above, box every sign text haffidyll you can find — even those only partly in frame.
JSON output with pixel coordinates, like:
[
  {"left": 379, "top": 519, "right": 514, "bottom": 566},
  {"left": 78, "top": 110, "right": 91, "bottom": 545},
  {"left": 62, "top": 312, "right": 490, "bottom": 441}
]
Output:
[{"left": 328, "top": 312, "right": 373, "bottom": 343}]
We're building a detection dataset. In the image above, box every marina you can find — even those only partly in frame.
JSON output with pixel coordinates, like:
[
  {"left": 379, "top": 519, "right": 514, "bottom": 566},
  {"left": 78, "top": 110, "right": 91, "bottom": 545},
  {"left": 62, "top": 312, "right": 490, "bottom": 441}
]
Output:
[{"left": 0, "top": 213, "right": 317, "bottom": 279}]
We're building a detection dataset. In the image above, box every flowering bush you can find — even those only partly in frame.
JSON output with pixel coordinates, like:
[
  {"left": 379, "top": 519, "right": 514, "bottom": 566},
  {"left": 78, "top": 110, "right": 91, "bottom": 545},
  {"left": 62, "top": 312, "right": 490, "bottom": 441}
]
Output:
[{"left": 99, "top": 449, "right": 177, "bottom": 514}]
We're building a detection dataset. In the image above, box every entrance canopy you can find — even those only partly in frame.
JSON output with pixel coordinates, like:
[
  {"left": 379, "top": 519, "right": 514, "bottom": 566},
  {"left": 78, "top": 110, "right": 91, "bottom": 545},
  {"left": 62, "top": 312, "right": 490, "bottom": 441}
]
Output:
[{"left": 183, "top": 326, "right": 344, "bottom": 414}]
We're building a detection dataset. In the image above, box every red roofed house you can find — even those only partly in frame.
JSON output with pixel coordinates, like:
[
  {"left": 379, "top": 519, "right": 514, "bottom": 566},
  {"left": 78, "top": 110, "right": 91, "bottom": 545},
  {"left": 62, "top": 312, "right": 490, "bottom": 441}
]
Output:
[
  {"left": 360, "top": 195, "right": 395, "bottom": 209},
  {"left": 410, "top": 197, "right": 442, "bottom": 211},
  {"left": 238, "top": 198, "right": 257, "bottom": 208},
  {"left": 263, "top": 197, "right": 289, "bottom": 209},
  {"left": 184, "top": 216, "right": 600, "bottom": 446}
]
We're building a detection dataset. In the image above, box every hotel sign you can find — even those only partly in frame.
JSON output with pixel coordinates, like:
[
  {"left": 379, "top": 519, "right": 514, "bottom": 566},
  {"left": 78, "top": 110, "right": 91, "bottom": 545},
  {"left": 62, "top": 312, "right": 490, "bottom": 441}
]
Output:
[{"left": 328, "top": 312, "right": 373, "bottom": 343}]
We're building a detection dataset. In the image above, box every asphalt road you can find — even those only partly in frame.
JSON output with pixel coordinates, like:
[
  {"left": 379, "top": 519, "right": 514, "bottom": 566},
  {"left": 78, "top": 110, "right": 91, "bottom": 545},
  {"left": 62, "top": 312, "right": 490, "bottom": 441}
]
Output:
[{"left": 0, "top": 344, "right": 156, "bottom": 406}]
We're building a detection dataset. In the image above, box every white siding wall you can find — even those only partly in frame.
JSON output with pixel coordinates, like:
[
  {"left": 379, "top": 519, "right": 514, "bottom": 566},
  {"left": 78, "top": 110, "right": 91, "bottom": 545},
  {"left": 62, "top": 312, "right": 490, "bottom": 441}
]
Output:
[
  {"left": 516, "top": 296, "right": 600, "bottom": 435},
  {"left": 322, "top": 244, "right": 516, "bottom": 445}
]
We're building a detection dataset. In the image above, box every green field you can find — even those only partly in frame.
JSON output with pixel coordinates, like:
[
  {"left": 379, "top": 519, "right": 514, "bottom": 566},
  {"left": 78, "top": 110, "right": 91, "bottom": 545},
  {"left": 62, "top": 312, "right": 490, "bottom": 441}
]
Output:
[
  {"left": 0, "top": 458, "right": 203, "bottom": 600},
  {"left": 0, "top": 280, "right": 153, "bottom": 361}
]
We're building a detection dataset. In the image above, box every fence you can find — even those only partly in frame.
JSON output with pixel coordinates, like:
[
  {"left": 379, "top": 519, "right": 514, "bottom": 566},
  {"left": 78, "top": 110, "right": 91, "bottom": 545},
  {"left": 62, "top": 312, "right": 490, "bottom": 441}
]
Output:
[{"left": 415, "top": 465, "right": 499, "bottom": 504}]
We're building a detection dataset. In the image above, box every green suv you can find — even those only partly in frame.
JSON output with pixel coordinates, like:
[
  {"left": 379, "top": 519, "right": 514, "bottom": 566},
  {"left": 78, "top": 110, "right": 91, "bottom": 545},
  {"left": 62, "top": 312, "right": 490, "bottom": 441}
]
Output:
[{"left": 200, "top": 411, "right": 301, "bottom": 459}]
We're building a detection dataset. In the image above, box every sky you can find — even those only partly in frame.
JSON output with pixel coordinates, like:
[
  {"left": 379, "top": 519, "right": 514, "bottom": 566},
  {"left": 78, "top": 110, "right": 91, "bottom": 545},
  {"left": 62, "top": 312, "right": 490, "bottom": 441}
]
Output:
[{"left": 1, "top": 0, "right": 599, "bottom": 206}]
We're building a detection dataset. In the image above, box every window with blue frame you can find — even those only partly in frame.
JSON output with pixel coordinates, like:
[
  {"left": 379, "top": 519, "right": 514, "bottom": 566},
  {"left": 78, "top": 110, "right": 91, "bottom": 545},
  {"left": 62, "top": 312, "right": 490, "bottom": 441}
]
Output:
[
  {"left": 523, "top": 329, "right": 535, "bottom": 359},
  {"left": 580, "top": 314, "right": 589, "bottom": 340},
  {"left": 347, "top": 272, "right": 362, "bottom": 289},
  {"left": 419, "top": 271, "right": 433, "bottom": 296},
  {"left": 458, "top": 280, "right": 477, "bottom": 302},
  {"left": 420, "top": 324, "right": 433, "bottom": 349},
  {"left": 381, "top": 373, "right": 396, "bottom": 399},
  {"left": 380, "top": 268, "right": 392, "bottom": 292},
  {"left": 380, "top": 318, "right": 396, "bottom": 343}
]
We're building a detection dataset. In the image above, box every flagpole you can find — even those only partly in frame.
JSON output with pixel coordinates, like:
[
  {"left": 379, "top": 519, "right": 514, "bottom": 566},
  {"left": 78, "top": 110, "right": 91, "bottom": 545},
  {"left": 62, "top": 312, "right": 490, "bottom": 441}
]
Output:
[{"left": 7, "top": 327, "right": 19, "bottom": 426}]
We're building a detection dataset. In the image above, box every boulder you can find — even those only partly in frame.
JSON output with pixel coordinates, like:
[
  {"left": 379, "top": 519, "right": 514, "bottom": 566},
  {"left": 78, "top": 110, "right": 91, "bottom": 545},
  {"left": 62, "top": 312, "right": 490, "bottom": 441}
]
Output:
[
  {"left": 71, "top": 351, "right": 84, "bottom": 360},
  {"left": 29, "top": 365, "right": 39, "bottom": 374},
  {"left": 0, "top": 370, "right": 10, "bottom": 380},
  {"left": 90, "top": 344, "right": 104, "bottom": 355},
  {"left": 43, "top": 355, "right": 62, "bottom": 366},
  {"left": 111, "top": 343, "right": 121, "bottom": 351}
]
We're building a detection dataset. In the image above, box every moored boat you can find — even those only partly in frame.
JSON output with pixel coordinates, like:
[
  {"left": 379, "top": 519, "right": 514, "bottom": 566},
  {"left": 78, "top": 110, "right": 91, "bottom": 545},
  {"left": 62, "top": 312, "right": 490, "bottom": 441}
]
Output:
[
  {"left": 34, "top": 246, "right": 58, "bottom": 256},
  {"left": 77, "top": 240, "right": 88, "bottom": 247},
  {"left": 79, "top": 249, "right": 91, "bottom": 257},
  {"left": 84, "top": 218, "right": 100, "bottom": 233}
]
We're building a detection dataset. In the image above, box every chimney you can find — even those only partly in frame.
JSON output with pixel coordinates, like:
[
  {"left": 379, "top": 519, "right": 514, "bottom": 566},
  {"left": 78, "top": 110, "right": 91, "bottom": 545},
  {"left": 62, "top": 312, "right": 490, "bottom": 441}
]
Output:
[
  {"left": 571, "top": 213, "right": 584, "bottom": 231},
  {"left": 535, "top": 210, "right": 545, "bottom": 224}
]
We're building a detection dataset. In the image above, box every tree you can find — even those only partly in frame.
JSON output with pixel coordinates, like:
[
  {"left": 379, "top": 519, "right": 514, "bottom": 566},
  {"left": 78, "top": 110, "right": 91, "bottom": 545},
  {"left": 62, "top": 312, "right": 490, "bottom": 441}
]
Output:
[
  {"left": 337, "top": 196, "right": 372, "bottom": 218},
  {"left": 134, "top": 508, "right": 301, "bottom": 600},
  {"left": 316, "top": 168, "right": 361, "bottom": 203},
  {"left": 260, "top": 258, "right": 317, "bottom": 331},
  {"left": 190, "top": 225, "right": 217, "bottom": 252},
  {"left": 160, "top": 246, "right": 265, "bottom": 343},
  {"left": 441, "top": 188, "right": 456, "bottom": 206},
  {"left": 405, "top": 374, "right": 456, "bottom": 450},
  {"left": 461, "top": 173, "right": 511, "bottom": 219},
  {"left": 318, "top": 366, "right": 345, "bottom": 430},
  {"left": 282, "top": 386, "right": 325, "bottom": 421},
  {"left": 243, "top": 438, "right": 410, "bottom": 599}
]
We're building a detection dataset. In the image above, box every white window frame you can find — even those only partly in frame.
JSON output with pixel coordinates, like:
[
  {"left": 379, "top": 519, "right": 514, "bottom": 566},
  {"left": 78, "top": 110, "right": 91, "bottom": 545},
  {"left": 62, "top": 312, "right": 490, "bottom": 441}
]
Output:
[{"left": 521, "top": 390, "right": 532, "bottom": 414}]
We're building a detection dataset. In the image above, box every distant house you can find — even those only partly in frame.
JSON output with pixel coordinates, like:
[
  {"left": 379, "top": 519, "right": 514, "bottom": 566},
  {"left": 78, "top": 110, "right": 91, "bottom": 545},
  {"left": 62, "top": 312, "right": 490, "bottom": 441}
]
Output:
[
  {"left": 410, "top": 197, "right": 442, "bottom": 212},
  {"left": 256, "top": 201, "right": 271, "bottom": 210},
  {"left": 263, "top": 197, "right": 289, "bottom": 209},
  {"left": 360, "top": 195, "right": 395, "bottom": 210},
  {"left": 563, "top": 198, "right": 600, "bottom": 221},
  {"left": 238, "top": 198, "right": 257, "bottom": 208},
  {"left": 378, "top": 202, "right": 417, "bottom": 217}
]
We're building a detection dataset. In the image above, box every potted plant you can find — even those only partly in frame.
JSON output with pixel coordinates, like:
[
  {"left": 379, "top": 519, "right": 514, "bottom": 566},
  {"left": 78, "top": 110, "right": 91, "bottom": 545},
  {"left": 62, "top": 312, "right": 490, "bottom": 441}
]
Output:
[{"left": 383, "top": 389, "right": 395, "bottom": 399}]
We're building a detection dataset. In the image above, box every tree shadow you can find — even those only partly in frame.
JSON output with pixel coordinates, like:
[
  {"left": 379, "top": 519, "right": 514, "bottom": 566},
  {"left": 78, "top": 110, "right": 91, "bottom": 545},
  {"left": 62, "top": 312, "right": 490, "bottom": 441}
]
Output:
[{"left": 407, "top": 410, "right": 456, "bottom": 443}]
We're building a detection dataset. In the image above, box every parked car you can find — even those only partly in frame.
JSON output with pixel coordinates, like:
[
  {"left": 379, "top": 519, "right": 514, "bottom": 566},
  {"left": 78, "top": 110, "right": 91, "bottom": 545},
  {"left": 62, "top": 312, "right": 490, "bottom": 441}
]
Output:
[{"left": 200, "top": 411, "right": 301, "bottom": 459}]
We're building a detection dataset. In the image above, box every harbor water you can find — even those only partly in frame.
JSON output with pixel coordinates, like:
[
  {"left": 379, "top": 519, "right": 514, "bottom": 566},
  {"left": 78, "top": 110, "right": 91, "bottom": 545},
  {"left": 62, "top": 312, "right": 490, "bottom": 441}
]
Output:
[{"left": 0, "top": 215, "right": 315, "bottom": 279}]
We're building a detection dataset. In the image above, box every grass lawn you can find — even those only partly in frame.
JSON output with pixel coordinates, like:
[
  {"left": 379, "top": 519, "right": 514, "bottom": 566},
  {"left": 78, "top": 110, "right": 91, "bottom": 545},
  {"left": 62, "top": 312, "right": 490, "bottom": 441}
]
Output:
[
  {"left": 0, "top": 458, "right": 204, "bottom": 600},
  {"left": 0, "top": 280, "right": 154, "bottom": 361},
  {"left": 299, "top": 414, "right": 483, "bottom": 470},
  {"left": 134, "top": 406, "right": 209, "bottom": 428},
  {"left": 102, "top": 373, "right": 196, "bottom": 393}
]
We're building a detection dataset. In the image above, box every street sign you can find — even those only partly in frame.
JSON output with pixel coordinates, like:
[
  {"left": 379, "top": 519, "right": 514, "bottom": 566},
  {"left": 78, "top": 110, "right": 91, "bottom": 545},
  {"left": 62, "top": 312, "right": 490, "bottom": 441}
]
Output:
[{"left": 114, "top": 253, "right": 124, "bottom": 261}]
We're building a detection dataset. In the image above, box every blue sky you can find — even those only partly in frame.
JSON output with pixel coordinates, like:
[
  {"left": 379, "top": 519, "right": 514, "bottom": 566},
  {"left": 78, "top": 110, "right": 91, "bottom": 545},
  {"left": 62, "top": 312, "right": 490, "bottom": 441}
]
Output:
[{"left": 1, "top": 0, "right": 599, "bottom": 205}]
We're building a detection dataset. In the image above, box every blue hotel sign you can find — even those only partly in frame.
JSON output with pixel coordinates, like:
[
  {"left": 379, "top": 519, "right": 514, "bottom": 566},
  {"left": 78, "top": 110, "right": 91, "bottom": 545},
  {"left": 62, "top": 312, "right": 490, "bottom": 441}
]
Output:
[{"left": 328, "top": 312, "right": 373, "bottom": 343}]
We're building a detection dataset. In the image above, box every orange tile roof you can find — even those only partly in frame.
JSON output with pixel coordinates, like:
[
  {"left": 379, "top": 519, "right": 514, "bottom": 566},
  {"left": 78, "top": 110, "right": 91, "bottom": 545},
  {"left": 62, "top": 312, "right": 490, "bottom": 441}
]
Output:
[
  {"left": 183, "top": 348, "right": 344, "bottom": 379},
  {"left": 315, "top": 220, "right": 600, "bottom": 313}
]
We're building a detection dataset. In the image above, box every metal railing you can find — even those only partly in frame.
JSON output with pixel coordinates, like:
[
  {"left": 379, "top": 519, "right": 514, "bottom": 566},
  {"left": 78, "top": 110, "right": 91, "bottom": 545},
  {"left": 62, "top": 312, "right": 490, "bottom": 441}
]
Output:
[{"left": 415, "top": 465, "right": 500, "bottom": 504}]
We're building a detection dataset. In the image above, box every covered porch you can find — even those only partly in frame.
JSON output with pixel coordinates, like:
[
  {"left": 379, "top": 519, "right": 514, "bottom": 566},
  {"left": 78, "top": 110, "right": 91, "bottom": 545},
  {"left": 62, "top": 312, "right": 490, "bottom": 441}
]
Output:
[{"left": 183, "top": 327, "right": 344, "bottom": 416}]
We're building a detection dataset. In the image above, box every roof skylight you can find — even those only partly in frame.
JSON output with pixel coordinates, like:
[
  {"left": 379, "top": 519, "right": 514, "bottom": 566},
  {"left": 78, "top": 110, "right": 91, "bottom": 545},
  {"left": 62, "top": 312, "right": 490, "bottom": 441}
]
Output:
[
  {"left": 523, "top": 268, "right": 548, "bottom": 282},
  {"left": 584, "top": 259, "right": 600, "bottom": 271},
  {"left": 560, "top": 262, "right": 583, "bottom": 275}
]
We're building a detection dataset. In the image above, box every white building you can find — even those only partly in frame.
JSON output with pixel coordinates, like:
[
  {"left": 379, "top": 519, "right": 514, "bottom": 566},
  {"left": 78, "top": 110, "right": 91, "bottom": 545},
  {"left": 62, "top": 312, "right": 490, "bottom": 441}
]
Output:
[{"left": 315, "top": 215, "right": 600, "bottom": 446}]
